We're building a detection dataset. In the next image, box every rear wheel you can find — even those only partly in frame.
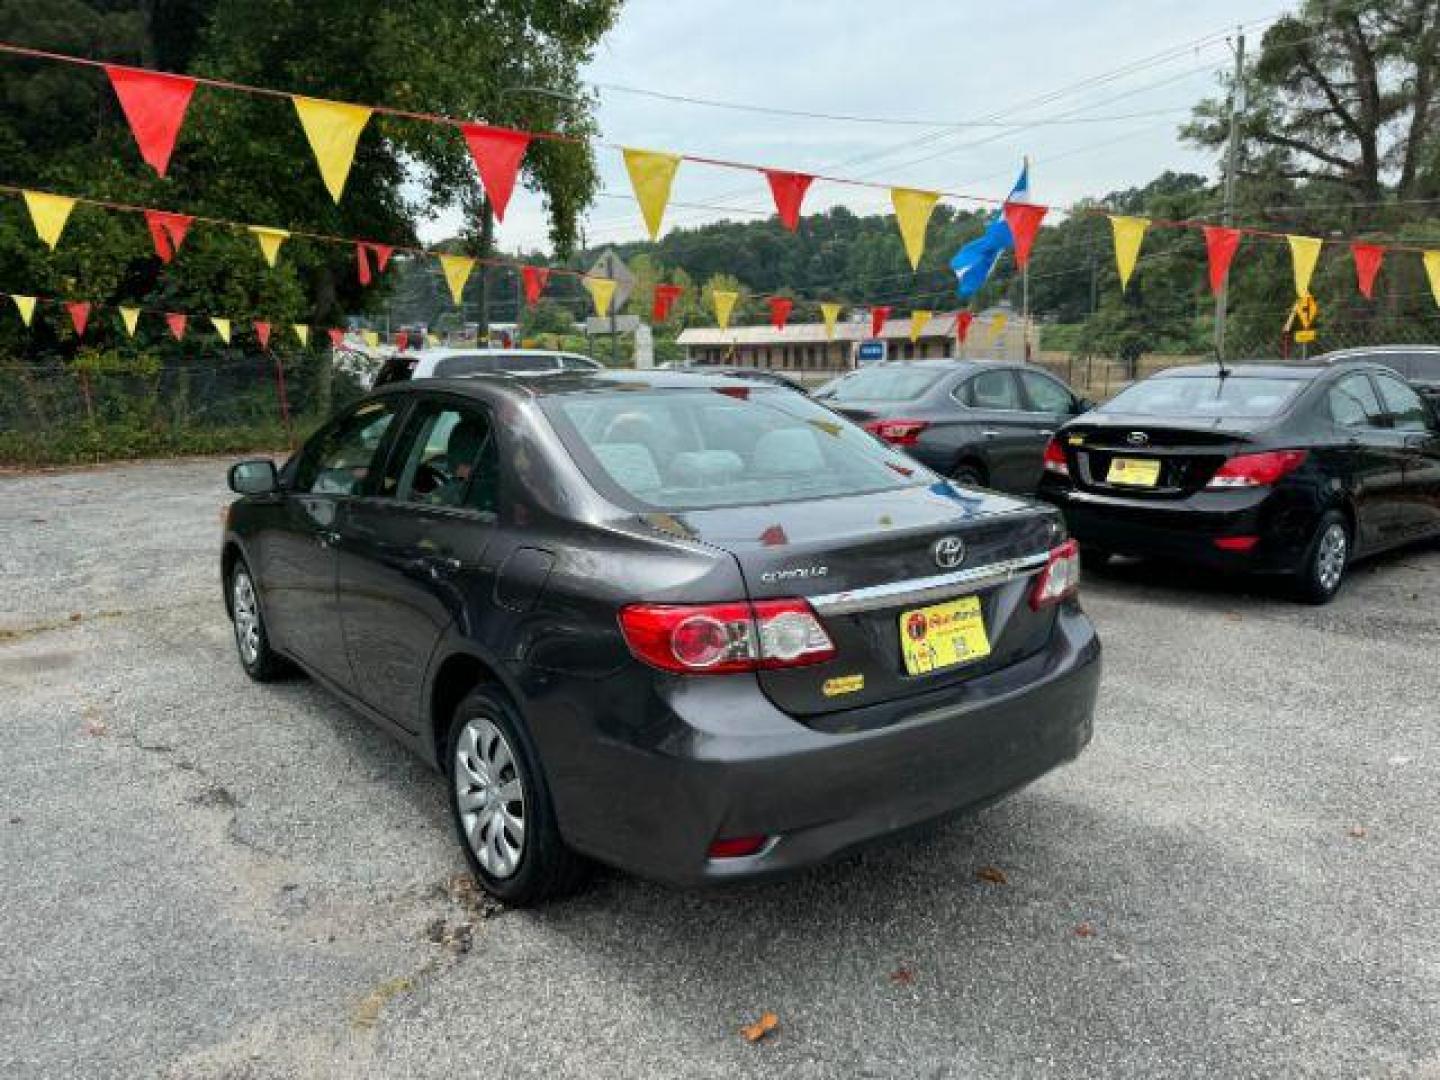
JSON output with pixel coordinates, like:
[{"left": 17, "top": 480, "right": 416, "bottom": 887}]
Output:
[
  {"left": 1293, "top": 511, "right": 1350, "bottom": 605},
  {"left": 446, "top": 686, "right": 588, "bottom": 906},
  {"left": 951, "top": 462, "right": 986, "bottom": 488},
  {"left": 229, "top": 560, "right": 290, "bottom": 681}
]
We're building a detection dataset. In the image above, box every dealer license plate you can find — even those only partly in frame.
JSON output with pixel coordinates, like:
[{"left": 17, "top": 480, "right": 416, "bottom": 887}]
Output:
[
  {"left": 899, "top": 596, "right": 991, "bottom": 676},
  {"left": 1107, "top": 456, "right": 1161, "bottom": 487}
]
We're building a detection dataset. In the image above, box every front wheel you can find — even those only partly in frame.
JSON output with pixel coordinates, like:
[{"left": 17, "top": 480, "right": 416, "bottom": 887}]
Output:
[
  {"left": 447, "top": 687, "right": 588, "bottom": 906},
  {"left": 229, "top": 560, "right": 290, "bottom": 681},
  {"left": 1292, "top": 511, "right": 1350, "bottom": 605}
]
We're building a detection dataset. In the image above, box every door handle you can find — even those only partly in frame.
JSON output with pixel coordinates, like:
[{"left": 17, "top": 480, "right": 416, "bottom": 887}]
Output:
[
  {"left": 1038, "top": 428, "right": 1054, "bottom": 437},
  {"left": 981, "top": 429, "right": 1001, "bottom": 438}
]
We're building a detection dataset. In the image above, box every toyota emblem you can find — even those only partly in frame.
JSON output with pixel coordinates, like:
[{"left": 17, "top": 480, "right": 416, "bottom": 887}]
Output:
[
  {"left": 1126, "top": 431, "right": 1150, "bottom": 447},
  {"left": 932, "top": 536, "right": 966, "bottom": 569}
]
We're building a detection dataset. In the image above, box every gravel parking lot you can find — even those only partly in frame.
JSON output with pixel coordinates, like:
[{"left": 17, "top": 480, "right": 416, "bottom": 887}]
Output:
[{"left": 2, "top": 457, "right": 1437, "bottom": 1079}]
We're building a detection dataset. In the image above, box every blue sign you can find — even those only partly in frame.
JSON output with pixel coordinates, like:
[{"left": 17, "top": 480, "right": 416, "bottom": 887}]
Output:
[{"left": 856, "top": 340, "right": 887, "bottom": 365}]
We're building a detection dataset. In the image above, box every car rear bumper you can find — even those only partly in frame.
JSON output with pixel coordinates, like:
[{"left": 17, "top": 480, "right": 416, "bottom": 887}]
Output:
[
  {"left": 552, "top": 606, "right": 1099, "bottom": 886},
  {"left": 1038, "top": 482, "right": 1315, "bottom": 573}
]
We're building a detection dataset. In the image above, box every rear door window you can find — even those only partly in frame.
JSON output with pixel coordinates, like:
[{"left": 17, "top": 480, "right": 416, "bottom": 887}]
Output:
[
  {"left": 1018, "top": 370, "right": 1073, "bottom": 413},
  {"left": 1328, "top": 374, "right": 1386, "bottom": 429},
  {"left": 1373, "top": 374, "right": 1432, "bottom": 432},
  {"left": 963, "top": 369, "right": 1022, "bottom": 410}
]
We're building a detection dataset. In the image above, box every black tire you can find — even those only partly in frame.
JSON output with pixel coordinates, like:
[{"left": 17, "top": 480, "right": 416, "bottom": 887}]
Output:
[
  {"left": 228, "top": 559, "right": 291, "bottom": 682},
  {"left": 1292, "top": 510, "right": 1350, "bottom": 605},
  {"left": 951, "top": 463, "right": 987, "bottom": 488},
  {"left": 446, "top": 686, "right": 589, "bottom": 906}
]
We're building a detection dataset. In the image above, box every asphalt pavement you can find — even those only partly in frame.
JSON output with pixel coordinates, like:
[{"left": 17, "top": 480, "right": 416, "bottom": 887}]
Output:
[{"left": 2, "top": 458, "right": 1437, "bottom": 1079}]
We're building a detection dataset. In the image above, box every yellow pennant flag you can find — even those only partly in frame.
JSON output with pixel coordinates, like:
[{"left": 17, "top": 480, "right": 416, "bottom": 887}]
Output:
[
  {"left": 292, "top": 324, "right": 310, "bottom": 346},
  {"left": 1287, "top": 235, "right": 1323, "bottom": 298},
  {"left": 1110, "top": 215, "right": 1149, "bottom": 291},
  {"left": 989, "top": 312, "right": 1008, "bottom": 341},
  {"left": 119, "top": 306, "right": 140, "bottom": 336},
  {"left": 623, "top": 148, "right": 682, "bottom": 240},
  {"left": 23, "top": 191, "right": 76, "bottom": 250},
  {"left": 210, "top": 317, "right": 231, "bottom": 344},
  {"left": 426, "top": 332, "right": 441, "bottom": 348},
  {"left": 712, "top": 289, "right": 738, "bottom": 329},
  {"left": 820, "top": 302, "right": 842, "bottom": 340},
  {"left": 292, "top": 96, "right": 372, "bottom": 202},
  {"left": 583, "top": 276, "right": 617, "bottom": 317},
  {"left": 362, "top": 330, "right": 379, "bottom": 349},
  {"left": 891, "top": 187, "right": 940, "bottom": 270},
  {"left": 11, "top": 294, "right": 37, "bottom": 327},
  {"left": 249, "top": 226, "right": 290, "bottom": 268},
  {"left": 1423, "top": 251, "right": 1440, "bottom": 307},
  {"left": 909, "top": 310, "right": 932, "bottom": 342},
  {"left": 438, "top": 254, "right": 475, "bottom": 306}
]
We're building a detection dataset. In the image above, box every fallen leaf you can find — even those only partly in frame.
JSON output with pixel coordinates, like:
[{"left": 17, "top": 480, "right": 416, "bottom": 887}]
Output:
[
  {"left": 352, "top": 975, "right": 415, "bottom": 1029},
  {"left": 68, "top": 613, "right": 83, "bottom": 622},
  {"left": 1074, "top": 921, "right": 1097, "bottom": 938},
  {"left": 1347, "top": 825, "right": 1368, "bottom": 839},
  {"left": 976, "top": 866, "right": 1008, "bottom": 885},
  {"left": 740, "top": 1011, "right": 779, "bottom": 1043},
  {"left": 889, "top": 965, "right": 915, "bottom": 986}
]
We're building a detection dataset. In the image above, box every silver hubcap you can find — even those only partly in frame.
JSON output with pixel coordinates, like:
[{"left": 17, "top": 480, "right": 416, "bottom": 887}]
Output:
[
  {"left": 1316, "top": 523, "right": 1347, "bottom": 592},
  {"left": 454, "top": 717, "right": 527, "bottom": 879},
  {"left": 232, "top": 570, "right": 261, "bottom": 665}
]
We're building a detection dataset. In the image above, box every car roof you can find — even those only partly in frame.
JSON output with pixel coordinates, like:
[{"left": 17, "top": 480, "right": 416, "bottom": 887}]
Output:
[
  {"left": 1154, "top": 362, "right": 1328, "bottom": 380},
  {"left": 1318, "top": 344, "right": 1440, "bottom": 360},
  {"left": 411, "top": 347, "right": 595, "bottom": 361},
  {"left": 375, "top": 368, "right": 798, "bottom": 403}
]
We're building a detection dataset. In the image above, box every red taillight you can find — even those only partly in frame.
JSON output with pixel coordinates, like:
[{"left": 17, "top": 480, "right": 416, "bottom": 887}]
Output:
[
  {"left": 1029, "top": 540, "right": 1081, "bottom": 610},
  {"left": 1213, "top": 535, "right": 1260, "bottom": 552},
  {"left": 1042, "top": 437, "right": 1070, "bottom": 477},
  {"left": 863, "top": 418, "right": 930, "bottom": 446},
  {"left": 1206, "top": 449, "right": 1307, "bottom": 489},
  {"left": 707, "top": 835, "right": 770, "bottom": 859},
  {"left": 618, "top": 599, "right": 835, "bottom": 674}
]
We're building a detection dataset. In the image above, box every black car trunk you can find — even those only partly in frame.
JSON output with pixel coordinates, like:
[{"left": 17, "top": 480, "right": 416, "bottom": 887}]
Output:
[
  {"left": 1060, "top": 416, "right": 1258, "bottom": 499},
  {"left": 671, "top": 483, "right": 1062, "bottom": 720}
]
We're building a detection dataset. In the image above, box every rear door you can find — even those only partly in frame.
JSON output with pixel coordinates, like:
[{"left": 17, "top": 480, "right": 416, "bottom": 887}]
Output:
[
  {"left": 954, "top": 368, "right": 1040, "bottom": 491},
  {"left": 1015, "top": 368, "right": 1081, "bottom": 491},
  {"left": 1373, "top": 371, "right": 1440, "bottom": 536},
  {"left": 1326, "top": 372, "right": 1407, "bottom": 549}
]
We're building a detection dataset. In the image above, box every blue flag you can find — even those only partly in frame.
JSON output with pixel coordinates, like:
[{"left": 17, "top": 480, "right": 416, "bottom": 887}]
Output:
[{"left": 950, "top": 162, "right": 1029, "bottom": 300}]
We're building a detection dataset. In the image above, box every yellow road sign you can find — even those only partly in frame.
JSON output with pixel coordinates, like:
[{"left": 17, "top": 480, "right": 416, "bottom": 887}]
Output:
[
  {"left": 1294, "top": 293, "right": 1319, "bottom": 329},
  {"left": 1294, "top": 329, "right": 1317, "bottom": 343}
]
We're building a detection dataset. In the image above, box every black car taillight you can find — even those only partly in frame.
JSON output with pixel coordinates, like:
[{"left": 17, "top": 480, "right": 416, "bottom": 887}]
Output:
[
  {"left": 1029, "top": 540, "right": 1081, "bottom": 609},
  {"left": 1206, "top": 449, "right": 1307, "bottom": 489},
  {"left": 863, "top": 418, "right": 930, "bottom": 446},
  {"left": 1042, "top": 436, "right": 1070, "bottom": 477},
  {"left": 619, "top": 599, "right": 835, "bottom": 674}
]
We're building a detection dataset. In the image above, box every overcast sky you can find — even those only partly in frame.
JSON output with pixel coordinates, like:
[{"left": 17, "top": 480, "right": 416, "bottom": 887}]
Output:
[{"left": 421, "top": 0, "right": 1293, "bottom": 255}]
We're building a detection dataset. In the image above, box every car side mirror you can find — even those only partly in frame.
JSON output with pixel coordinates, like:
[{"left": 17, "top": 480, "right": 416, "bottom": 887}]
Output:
[{"left": 228, "top": 459, "right": 279, "bottom": 495}]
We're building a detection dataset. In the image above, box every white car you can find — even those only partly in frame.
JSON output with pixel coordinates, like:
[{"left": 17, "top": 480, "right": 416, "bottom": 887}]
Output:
[{"left": 405, "top": 348, "right": 602, "bottom": 380}]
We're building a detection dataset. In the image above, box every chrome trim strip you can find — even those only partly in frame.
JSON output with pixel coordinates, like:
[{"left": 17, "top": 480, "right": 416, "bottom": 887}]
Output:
[{"left": 808, "top": 552, "right": 1051, "bottom": 615}]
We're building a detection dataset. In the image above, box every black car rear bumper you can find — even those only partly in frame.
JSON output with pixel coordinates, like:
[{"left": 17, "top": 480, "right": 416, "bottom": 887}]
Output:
[{"left": 550, "top": 606, "right": 1099, "bottom": 886}]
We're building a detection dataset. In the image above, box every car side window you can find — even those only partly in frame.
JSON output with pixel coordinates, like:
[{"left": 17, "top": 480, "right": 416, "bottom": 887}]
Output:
[
  {"left": 964, "top": 370, "right": 1022, "bottom": 410},
  {"left": 1018, "top": 370, "right": 1074, "bottom": 414},
  {"left": 1327, "top": 374, "right": 1386, "bottom": 429},
  {"left": 293, "top": 400, "right": 400, "bottom": 495},
  {"left": 1373, "top": 374, "right": 1431, "bottom": 432},
  {"left": 381, "top": 400, "right": 499, "bottom": 513}
]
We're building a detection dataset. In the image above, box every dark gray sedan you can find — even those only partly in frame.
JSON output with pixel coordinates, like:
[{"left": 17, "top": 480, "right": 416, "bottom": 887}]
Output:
[{"left": 814, "top": 360, "right": 1091, "bottom": 492}]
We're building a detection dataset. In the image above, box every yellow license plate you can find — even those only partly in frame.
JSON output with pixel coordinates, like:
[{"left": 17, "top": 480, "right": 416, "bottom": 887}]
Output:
[
  {"left": 899, "top": 596, "right": 991, "bottom": 676},
  {"left": 1107, "top": 456, "right": 1161, "bottom": 487}
]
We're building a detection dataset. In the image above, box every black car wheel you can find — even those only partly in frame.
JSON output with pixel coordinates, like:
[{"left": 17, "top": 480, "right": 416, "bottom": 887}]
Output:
[
  {"left": 447, "top": 686, "right": 588, "bottom": 906},
  {"left": 229, "top": 559, "right": 290, "bottom": 681},
  {"left": 1293, "top": 510, "right": 1350, "bottom": 605},
  {"left": 951, "top": 463, "right": 986, "bottom": 488}
]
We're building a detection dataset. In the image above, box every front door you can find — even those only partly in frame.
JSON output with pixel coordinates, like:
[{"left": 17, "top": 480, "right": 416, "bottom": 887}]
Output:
[
  {"left": 262, "top": 399, "right": 402, "bottom": 689},
  {"left": 336, "top": 396, "right": 500, "bottom": 729}
]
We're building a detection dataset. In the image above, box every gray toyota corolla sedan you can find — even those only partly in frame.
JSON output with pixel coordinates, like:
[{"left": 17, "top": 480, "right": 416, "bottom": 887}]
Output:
[{"left": 222, "top": 371, "right": 1101, "bottom": 905}]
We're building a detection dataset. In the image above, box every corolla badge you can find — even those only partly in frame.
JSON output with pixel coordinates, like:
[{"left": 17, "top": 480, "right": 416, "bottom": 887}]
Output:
[
  {"left": 1126, "top": 431, "right": 1150, "bottom": 447},
  {"left": 932, "top": 536, "right": 966, "bottom": 569}
]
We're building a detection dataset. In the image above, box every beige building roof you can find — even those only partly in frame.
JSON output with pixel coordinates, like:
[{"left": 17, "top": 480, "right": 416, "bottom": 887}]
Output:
[{"left": 676, "top": 305, "right": 1026, "bottom": 359}]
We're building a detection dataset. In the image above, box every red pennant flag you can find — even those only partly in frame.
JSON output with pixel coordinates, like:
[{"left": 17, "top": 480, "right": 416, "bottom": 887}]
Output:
[
  {"left": 1203, "top": 226, "right": 1242, "bottom": 295},
  {"left": 253, "top": 321, "right": 272, "bottom": 349},
  {"left": 356, "top": 241, "right": 396, "bottom": 285},
  {"left": 395, "top": 330, "right": 409, "bottom": 352},
  {"left": 460, "top": 123, "right": 531, "bottom": 222},
  {"left": 1351, "top": 243, "right": 1385, "bottom": 299},
  {"left": 327, "top": 328, "right": 345, "bottom": 347},
  {"left": 955, "top": 310, "right": 975, "bottom": 344},
  {"left": 870, "top": 306, "right": 891, "bottom": 338},
  {"left": 521, "top": 265, "right": 551, "bottom": 307},
  {"left": 768, "top": 297, "right": 794, "bottom": 330},
  {"left": 105, "top": 66, "right": 196, "bottom": 177},
  {"left": 369, "top": 244, "right": 393, "bottom": 273},
  {"left": 764, "top": 170, "right": 814, "bottom": 232},
  {"left": 1003, "top": 202, "right": 1047, "bottom": 269},
  {"left": 165, "top": 312, "right": 187, "bottom": 341},
  {"left": 652, "top": 283, "right": 683, "bottom": 322},
  {"left": 65, "top": 301, "right": 91, "bottom": 336},
  {"left": 356, "top": 242, "right": 373, "bottom": 285},
  {"left": 144, "top": 210, "right": 193, "bottom": 263}
]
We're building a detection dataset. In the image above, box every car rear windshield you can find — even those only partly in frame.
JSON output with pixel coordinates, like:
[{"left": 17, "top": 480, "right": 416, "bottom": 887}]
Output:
[
  {"left": 824, "top": 367, "right": 944, "bottom": 401},
  {"left": 542, "top": 388, "right": 931, "bottom": 510},
  {"left": 434, "top": 354, "right": 554, "bottom": 376},
  {"left": 1100, "top": 376, "right": 1305, "bottom": 418}
]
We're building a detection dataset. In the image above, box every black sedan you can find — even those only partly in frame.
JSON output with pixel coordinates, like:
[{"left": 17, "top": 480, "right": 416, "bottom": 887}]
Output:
[
  {"left": 813, "top": 360, "right": 1091, "bottom": 492},
  {"left": 1038, "top": 361, "right": 1440, "bottom": 602},
  {"left": 222, "top": 371, "right": 1100, "bottom": 904}
]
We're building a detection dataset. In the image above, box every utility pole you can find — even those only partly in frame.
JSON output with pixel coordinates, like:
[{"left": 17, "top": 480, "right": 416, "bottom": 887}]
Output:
[{"left": 1214, "top": 27, "right": 1245, "bottom": 360}]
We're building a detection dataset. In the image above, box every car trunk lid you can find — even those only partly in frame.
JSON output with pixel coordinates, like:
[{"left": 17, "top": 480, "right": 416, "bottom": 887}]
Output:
[{"left": 1059, "top": 415, "right": 1261, "bottom": 498}]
